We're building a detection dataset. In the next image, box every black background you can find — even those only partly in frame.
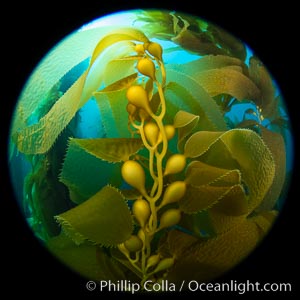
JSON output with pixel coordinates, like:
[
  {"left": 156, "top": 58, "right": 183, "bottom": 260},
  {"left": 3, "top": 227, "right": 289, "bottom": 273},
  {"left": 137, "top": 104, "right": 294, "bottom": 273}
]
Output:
[{"left": 2, "top": 0, "right": 299, "bottom": 298}]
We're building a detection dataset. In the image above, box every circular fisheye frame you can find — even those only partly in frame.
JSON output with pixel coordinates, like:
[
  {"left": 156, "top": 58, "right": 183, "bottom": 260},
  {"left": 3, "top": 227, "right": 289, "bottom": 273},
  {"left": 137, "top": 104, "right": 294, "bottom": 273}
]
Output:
[{"left": 8, "top": 9, "right": 293, "bottom": 292}]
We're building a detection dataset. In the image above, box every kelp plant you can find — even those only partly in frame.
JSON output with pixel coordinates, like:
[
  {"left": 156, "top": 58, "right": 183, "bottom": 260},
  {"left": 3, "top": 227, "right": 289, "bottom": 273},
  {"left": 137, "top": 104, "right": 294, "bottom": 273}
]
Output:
[{"left": 9, "top": 11, "right": 290, "bottom": 289}]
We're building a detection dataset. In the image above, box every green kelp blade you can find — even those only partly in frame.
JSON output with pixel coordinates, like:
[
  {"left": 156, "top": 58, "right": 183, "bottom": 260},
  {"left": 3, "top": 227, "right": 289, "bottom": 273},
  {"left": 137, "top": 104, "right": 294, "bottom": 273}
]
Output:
[
  {"left": 184, "top": 131, "right": 224, "bottom": 158},
  {"left": 12, "top": 25, "right": 119, "bottom": 130},
  {"left": 121, "top": 189, "right": 141, "bottom": 200},
  {"left": 172, "top": 25, "right": 225, "bottom": 56},
  {"left": 55, "top": 185, "right": 133, "bottom": 246},
  {"left": 15, "top": 40, "right": 138, "bottom": 154},
  {"left": 222, "top": 65, "right": 244, "bottom": 73},
  {"left": 135, "top": 10, "right": 175, "bottom": 38},
  {"left": 255, "top": 128, "right": 286, "bottom": 211},
  {"left": 145, "top": 77, "right": 154, "bottom": 100},
  {"left": 103, "top": 58, "right": 138, "bottom": 87},
  {"left": 89, "top": 28, "right": 149, "bottom": 67},
  {"left": 94, "top": 89, "right": 131, "bottom": 138},
  {"left": 165, "top": 70, "right": 227, "bottom": 131},
  {"left": 219, "top": 129, "right": 275, "bottom": 212},
  {"left": 249, "top": 56, "right": 275, "bottom": 113},
  {"left": 81, "top": 41, "right": 136, "bottom": 106},
  {"left": 94, "top": 73, "right": 138, "bottom": 138},
  {"left": 194, "top": 68, "right": 261, "bottom": 102},
  {"left": 168, "top": 55, "right": 246, "bottom": 76},
  {"left": 261, "top": 95, "right": 281, "bottom": 124},
  {"left": 70, "top": 138, "right": 143, "bottom": 163},
  {"left": 252, "top": 210, "right": 278, "bottom": 235},
  {"left": 208, "top": 25, "right": 247, "bottom": 61},
  {"left": 209, "top": 208, "right": 246, "bottom": 234},
  {"left": 210, "top": 184, "right": 248, "bottom": 216},
  {"left": 14, "top": 70, "right": 88, "bottom": 154},
  {"left": 179, "top": 210, "right": 216, "bottom": 238},
  {"left": 168, "top": 57, "right": 261, "bottom": 102},
  {"left": 12, "top": 26, "right": 135, "bottom": 153},
  {"left": 173, "top": 110, "right": 200, "bottom": 129},
  {"left": 185, "top": 161, "right": 241, "bottom": 187},
  {"left": 158, "top": 229, "right": 199, "bottom": 259},
  {"left": 186, "top": 129, "right": 275, "bottom": 213},
  {"left": 60, "top": 139, "right": 122, "bottom": 204},
  {"left": 179, "top": 184, "right": 246, "bottom": 214},
  {"left": 95, "top": 247, "right": 127, "bottom": 281},
  {"left": 166, "top": 218, "right": 262, "bottom": 283},
  {"left": 173, "top": 110, "right": 199, "bottom": 152},
  {"left": 47, "top": 232, "right": 125, "bottom": 281},
  {"left": 102, "top": 72, "right": 138, "bottom": 92}
]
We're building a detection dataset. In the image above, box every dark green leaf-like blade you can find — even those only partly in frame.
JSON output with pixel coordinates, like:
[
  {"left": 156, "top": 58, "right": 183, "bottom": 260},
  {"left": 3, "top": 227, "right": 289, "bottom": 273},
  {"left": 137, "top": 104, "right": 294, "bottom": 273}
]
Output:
[
  {"left": 219, "top": 129, "right": 275, "bottom": 212},
  {"left": 14, "top": 71, "right": 88, "bottom": 154},
  {"left": 103, "top": 58, "right": 137, "bottom": 87},
  {"left": 185, "top": 160, "right": 241, "bottom": 187},
  {"left": 94, "top": 89, "right": 131, "bottom": 138},
  {"left": 121, "top": 189, "right": 141, "bottom": 200},
  {"left": 48, "top": 232, "right": 125, "bottom": 281},
  {"left": 158, "top": 229, "right": 199, "bottom": 259},
  {"left": 95, "top": 247, "right": 127, "bottom": 281},
  {"left": 249, "top": 56, "right": 275, "bottom": 111},
  {"left": 182, "top": 156, "right": 247, "bottom": 215},
  {"left": 47, "top": 233, "right": 104, "bottom": 280},
  {"left": 194, "top": 68, "right": 261, "bottom": 101},
  {"left": 167, "top": 58, "right": 260, "bottom": 102},
  {"left": 55, "top": 185, "right": 133, "bottom": 246},
  {"left": 180, "top": 184, "right": 227, "bottom": 213},
  {"left": 10, "top": 26, "right": 114, "bottom": 140},
  {"left": 102, "top": 72, "right": 138, "bottom": 92},
  {"left": 166, "top": 70, "right": 227, "bottom": 131},
  {"left": 179, "top": 210, "right": 216, "bottom": 238},
  {"left": 83, "top": 40, "right": 136, "bottom": 106},
  {"left": 184, "top": 131, "right": 224, "bottom": 158},
  {"left": 209, "top": 169, "right": 242, "bottom": 187},
  {"left": 70, "top": 138, "right": 143, "bottom": 163},
  {"left": 166, "top": 218, "right": 262, "bottom": 283},
  {"left": 252, "top": 210, "right": 278, "bottom": 235},
  {"left": 60, "top": 141, "right": 122, "bottom": 204},
  {"left": 210, "top": 184, "right": 248, "bottom": 216},
  {"left": 185, "top": 129, "right": 275, "bottom": 213},
  {"left": 89, "top": 28, "right": 149, "bottom": 67},
  {"left": 208, "top": 25, "right": 247, "bottom": 60},
  {"left": 173, "top": 110, "right": 200, "bottom": 129},
  {"left": 179, "top": 184, "right": 245, "bottom": 214},
  {"left": 172, "top": 26, "right": 225, "bottom": 56},
  {"left": 168, "top": 55, "right": 245, "bottom": 75},
  {"left": 256, "top": 127, "right": 286, "bottom": 211},
  {"left": 173, "top": 110, "right": 200, "bottom": 152},
  {"left": 209, "top": 208, "right": 246, "bottom": 234},
  {"left": 183, "top": 161, "right": 247, "bottom": 213},
  {"left": 14, "top": 36, "right": 138, "bottom": 155}
]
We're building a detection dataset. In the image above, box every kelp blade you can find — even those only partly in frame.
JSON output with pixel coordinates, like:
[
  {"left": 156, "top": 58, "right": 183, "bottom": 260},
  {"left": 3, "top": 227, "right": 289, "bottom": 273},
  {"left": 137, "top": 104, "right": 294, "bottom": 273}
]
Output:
[
  {"left": 69, "top": 137, "right": 143, "bottom": 163},
  {"left": 165, "top": 216, "right": 271, "bottom": 283},
  {"left": 48, "top": 232, "right": 126, "bottom": 281},
  {"left": 55, "top": 185, "right": 133, "bottom": 246},
  {"left": 165, "top": 70, "right": 227, "bottom": 131},
  {"left": 184, "top": 129, "right": 275, "bottom": 213},
  {"left": 14, "top": 71, "right": 88, "bottom": 154}
]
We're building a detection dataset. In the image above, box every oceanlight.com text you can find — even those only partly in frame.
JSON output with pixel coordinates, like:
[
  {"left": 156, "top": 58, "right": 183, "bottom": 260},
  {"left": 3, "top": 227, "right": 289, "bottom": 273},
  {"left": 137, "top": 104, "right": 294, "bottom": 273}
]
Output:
[{"left": 86, "top": 279, "right": 292, "bottom": 294}]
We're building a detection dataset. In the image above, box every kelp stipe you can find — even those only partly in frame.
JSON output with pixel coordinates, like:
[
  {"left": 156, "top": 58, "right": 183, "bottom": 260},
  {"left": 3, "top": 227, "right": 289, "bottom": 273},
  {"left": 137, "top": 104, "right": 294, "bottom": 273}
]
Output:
[{"left": 8, "top": 9, "right": 293, "bottom": 290}]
